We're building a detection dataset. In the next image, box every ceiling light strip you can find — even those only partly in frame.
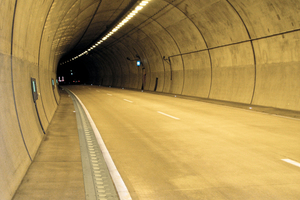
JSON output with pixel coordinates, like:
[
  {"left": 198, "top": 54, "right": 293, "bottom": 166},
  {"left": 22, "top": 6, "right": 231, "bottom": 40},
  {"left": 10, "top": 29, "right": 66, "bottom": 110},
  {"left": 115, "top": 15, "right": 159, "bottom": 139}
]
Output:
[{"left": 60, "top": 0, "right": 150, "bottom": 65}]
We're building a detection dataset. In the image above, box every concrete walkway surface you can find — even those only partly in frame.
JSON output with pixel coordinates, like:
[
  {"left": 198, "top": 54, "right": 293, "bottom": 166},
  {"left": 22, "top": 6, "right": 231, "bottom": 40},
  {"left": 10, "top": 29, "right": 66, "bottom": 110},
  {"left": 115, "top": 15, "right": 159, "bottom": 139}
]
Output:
[{"left": 12, "top": 91, "right": 85, "bottom": 200}]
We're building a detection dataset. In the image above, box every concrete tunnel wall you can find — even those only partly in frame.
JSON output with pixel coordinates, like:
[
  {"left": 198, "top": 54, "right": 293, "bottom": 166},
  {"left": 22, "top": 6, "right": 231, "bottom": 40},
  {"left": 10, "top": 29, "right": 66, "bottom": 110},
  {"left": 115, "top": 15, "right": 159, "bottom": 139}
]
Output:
[
  {"left": 83, "top": 0, "right": 300, "bottom": 111},
  {"left": 0, "top": 0, "right": 300, "bottom": 199}
]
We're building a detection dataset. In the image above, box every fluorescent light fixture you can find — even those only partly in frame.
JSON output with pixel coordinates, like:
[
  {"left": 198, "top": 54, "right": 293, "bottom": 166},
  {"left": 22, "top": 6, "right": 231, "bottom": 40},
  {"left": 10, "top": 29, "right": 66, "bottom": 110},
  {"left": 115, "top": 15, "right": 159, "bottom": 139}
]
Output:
[
  {"left": 140, "top": 1, "right": 149, "bottom": 6},
  {"left": 135, "top": 6, "right": 143, "bottom": 11},
  {"left": 60, "top": 0, "right": 151, "bottom": 65}
]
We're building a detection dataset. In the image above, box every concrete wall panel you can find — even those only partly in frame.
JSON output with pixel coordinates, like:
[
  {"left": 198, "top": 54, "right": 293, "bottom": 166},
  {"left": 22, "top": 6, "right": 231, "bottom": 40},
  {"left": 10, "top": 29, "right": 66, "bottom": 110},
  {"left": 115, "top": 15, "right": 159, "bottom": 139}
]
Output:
[
  {"left": 0, "top": 1, "right": 36, "bottom": 199},
  {"left": 139, "top": 36, "right": 165, "bottom": 91},
  {"left": 188, "top": 0, "right": 249, "bottom": 47},
  {"left": 229, "top": 0, "right": 300, "bottom": 38},
  {"left": 126, "top": 29, "right": 153, "bottom": 90},
  {"left": 252, "top": 32, "right": 300, "bottom": 111},
  {"left": 13, "top": 0, "right": 54, "bottom": 130},
  {"left": 153, "top": 4, "right": 186, "bottom": 27},
  {"left": 120, "top": 36, "right": 151, "bottom": 90},
  {"left": 114, "top": 42, "right": 140, "bottom": 89},
  {"left": 181, "top": 51, "right": 212, "bottom": 98},
  {"left": 209, "top": 42, "right": 255, "bottom": 103},
  {"left": 0, "top": 54, "right": 32, "bottom": 200},
  {"left": 97, "top": 53, "right": 114, "bottom": 86},
  {"left": 109, "top": 45, "right": 131, "bottom": 88},
  {"left": 169, "top": 56, "right": 184, "bottom": 94},
  {"left": 0, "top": 0, "right": 15, "bottom": 54},
  {"left": 100, "top": 48, "right": 124, "bottom": 88},
  {"left": 165, "top": 17, "right": 207, "bottom": 54},
  {"left": 11, "top": 58, "right": 44, "bottom": 157},
  {"left": 143, "top": 28, "right": 180, "bottom": 92}
]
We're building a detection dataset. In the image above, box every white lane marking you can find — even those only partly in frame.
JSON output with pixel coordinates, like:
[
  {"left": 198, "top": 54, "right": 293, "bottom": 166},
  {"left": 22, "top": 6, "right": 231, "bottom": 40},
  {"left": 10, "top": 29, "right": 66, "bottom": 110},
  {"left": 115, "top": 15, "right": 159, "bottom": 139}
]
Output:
[
  {"left": 157, "top": 111, "right": 180, "bottom": 120},
  {"left": 107, "top": 93, "right": 112, "bottom": 96},
  {"left": 271, "top": 114, "right": 300, "bottom": 121},
  {"left": 282, "top": 159, "right": 300, "bottom": 168},
  {"left": 68, "top": 91, "right": 132, "bottom": 200},
  {"left": 123, "top": 99, "right": 133, "bottom": 103}
]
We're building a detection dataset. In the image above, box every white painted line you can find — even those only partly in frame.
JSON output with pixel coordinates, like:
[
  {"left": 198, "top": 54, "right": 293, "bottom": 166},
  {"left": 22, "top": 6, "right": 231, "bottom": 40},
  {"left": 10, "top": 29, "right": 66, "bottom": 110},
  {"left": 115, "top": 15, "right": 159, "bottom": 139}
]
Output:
[
  {"left": 107, "top": 93, "right": 112, "bottom": 96},
  {"left": 123, "top": 99, "right": 133, "bottom": 103},
  {"left": 271, "top": 114, "right": 300, "bottom": 121},
  {"left": 157, "top": 111, "right": 180, "bottom": 120},
  {"left": 282, "top": 159, "right": 300, "bottom": 168},
  {"left": 69, "top": 91, "right": 132, "bottom": 200}
]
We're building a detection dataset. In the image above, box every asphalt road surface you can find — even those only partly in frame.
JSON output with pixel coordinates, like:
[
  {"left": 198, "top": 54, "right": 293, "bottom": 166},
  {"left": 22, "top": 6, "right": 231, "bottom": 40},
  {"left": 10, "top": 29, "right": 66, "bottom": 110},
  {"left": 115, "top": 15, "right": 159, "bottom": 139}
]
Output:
[{"left": 67, "top": 85, "right": 300, "bottom": 200}]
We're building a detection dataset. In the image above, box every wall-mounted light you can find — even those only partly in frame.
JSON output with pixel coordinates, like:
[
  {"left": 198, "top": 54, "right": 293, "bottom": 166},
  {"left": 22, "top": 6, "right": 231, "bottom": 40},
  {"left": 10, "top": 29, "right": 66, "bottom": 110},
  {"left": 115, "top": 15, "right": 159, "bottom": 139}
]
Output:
[
  {"left": 127, "top": 55, "right": 143, "bottom": 67},
  {"left": 60, "top": 0, "right": 151, "bottom": 65}
]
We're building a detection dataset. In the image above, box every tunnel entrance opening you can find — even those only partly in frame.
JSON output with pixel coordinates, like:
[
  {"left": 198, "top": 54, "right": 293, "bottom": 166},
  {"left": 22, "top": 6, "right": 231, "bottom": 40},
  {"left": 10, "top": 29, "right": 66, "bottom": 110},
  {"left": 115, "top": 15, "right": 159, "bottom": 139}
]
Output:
[
  {"left": 154, "top": 77, "right": 158, "bottom": 91},
  {"left": 56, "top": 62, "right": 88, "bottom": 85}
]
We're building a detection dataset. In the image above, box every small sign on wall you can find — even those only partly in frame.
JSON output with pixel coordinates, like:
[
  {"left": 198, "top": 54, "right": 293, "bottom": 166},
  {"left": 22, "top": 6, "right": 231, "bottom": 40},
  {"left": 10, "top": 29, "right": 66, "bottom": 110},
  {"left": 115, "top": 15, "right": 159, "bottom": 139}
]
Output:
[
  {"left": 52, "top": 78, "right": 55, "bottom": 89},
  {"left": 31, "top": 78, "right": 38, "bottom": 102}
]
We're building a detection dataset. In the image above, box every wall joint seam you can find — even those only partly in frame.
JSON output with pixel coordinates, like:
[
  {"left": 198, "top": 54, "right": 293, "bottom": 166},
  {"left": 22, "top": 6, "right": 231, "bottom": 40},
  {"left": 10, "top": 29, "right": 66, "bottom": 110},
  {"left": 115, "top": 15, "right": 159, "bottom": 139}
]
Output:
[
  {"left": 11, "top": 0, "right": 32, "bottom": 161},
  {"left": 225, "top": 0, "right": 257, "bottom": 104}
]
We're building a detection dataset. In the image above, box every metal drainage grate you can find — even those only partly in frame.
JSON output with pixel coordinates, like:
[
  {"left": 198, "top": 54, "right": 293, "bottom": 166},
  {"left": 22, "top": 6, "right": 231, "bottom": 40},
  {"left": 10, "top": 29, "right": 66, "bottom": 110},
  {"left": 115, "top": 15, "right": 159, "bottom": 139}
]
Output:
[{"left": 66, "top": 89, "right": 119, "bottom": 200}]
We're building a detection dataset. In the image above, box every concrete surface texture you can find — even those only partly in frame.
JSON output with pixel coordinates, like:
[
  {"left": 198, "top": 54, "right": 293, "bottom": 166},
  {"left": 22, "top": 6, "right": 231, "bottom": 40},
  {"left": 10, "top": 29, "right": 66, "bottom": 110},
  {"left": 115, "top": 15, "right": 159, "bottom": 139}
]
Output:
[
  {"left": 12, "top": 92, "right": 85, "bottom": 200},
  {"left": 67, "top": 85, "right": 300, "bottom": 199},
  {"left": 0, "top": 0, "right": 300, "bottom": 199}
]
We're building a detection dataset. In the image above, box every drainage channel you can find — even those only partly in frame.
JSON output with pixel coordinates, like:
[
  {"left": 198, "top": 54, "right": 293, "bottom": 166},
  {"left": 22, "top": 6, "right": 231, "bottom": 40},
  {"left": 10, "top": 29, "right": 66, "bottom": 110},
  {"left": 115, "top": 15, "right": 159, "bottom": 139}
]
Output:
[{"left": 65, "top": 88, "right": 120, "bottom": 200}]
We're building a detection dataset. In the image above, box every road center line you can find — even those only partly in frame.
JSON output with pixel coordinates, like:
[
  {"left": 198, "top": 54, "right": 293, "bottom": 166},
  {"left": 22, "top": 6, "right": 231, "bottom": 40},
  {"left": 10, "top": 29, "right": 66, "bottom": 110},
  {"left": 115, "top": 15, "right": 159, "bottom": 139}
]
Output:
[
  {"left": 157, "top": 111, "right": 180, "bottom": 120},
  {"left": 123, "top": 99, "right": 133, "bottom": 103},
  {"left": 107, "top": 93, "right": 112, "bottom": 96},
  {"left": 282, "top": 159, "right": 300, "bottom": 168}
]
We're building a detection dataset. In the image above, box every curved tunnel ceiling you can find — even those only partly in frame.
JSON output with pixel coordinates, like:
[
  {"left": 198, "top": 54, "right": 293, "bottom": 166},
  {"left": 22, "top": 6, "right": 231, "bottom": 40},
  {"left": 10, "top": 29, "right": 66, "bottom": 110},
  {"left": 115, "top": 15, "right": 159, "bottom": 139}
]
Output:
[
  {"left": 1, "top": 0, "right": 300, "bottom": 199},
  {"left": 58, "top": 0, "right": 300, "bottom": 111}
]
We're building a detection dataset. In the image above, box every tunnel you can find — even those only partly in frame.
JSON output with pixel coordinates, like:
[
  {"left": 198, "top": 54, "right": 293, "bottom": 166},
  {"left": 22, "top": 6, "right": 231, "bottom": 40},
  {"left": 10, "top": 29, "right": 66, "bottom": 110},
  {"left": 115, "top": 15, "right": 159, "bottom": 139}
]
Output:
[{"left": 1, "top": 0, "right": 300, "bottom": 199}]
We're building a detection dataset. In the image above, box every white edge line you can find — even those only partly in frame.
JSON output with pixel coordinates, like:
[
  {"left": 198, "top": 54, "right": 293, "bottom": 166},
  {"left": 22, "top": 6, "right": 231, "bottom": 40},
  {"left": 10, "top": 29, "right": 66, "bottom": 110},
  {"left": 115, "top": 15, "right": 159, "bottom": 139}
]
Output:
[
  {"left": 123, "top": 99, "right": 133, "bottom": 103},
  {"left": 157, "top": 111, "right": 180, "bottom": 120},
  {"left": 107, "top": 93, "right": 112, "bottom": 96},
  {"left": 282, "top": 159, "right": 300, "bottom": 168},
  {"left": 70, "top": 90, "right": 132, "bottom": 200},
  {"left": 221, "top": 104, "right": 300, "bottom": 121}
]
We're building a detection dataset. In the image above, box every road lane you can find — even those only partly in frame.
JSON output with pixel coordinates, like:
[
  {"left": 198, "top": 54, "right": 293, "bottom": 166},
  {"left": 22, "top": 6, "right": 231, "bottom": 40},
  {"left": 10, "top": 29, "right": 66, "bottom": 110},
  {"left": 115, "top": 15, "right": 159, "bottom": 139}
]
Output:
[{"left": 67, "top": 85, "right": 300, "bottom": 200}]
